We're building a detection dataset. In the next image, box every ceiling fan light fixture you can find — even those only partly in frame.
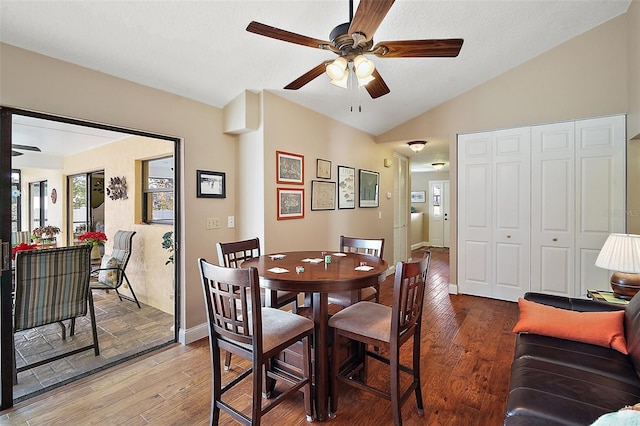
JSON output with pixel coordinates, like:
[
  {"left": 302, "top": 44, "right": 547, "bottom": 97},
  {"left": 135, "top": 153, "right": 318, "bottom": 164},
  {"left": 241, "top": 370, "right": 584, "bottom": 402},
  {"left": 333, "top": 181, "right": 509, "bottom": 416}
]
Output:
[
  {"left": 326, "top": 57, "right": 348, "bottom": 81},
  {"left": 408, "top": 140, "right": 427, "bottom": 153},
  {"left": 357, "top": 74, "right": 375, "bottom": 87},
  {"left": 432, "top": 162, "right": 446, "bottom": 171},
  {"left": 330, "top": 70, "right": 349, "bottom": 89},
  {"left": 353, "top": 54, "right": 375, "bottom": 78}
]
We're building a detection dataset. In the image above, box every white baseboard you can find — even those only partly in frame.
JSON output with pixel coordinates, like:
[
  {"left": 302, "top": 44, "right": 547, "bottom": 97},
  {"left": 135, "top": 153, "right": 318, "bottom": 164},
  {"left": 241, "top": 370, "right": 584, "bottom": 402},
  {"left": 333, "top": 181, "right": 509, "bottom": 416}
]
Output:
[
  {"left": 448, "top": 283, "right": 458, "bottom": 294},
  {"left": 179, "top": 322, "right": 208, "bottom": 345}
]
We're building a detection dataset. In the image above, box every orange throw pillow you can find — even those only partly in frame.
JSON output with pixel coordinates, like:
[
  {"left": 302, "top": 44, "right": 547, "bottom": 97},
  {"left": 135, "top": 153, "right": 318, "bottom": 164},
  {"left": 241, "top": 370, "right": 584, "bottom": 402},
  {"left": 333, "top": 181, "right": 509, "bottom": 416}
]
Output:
[{"left": 513, "top": 298, "right": 628, "bottom": 354}]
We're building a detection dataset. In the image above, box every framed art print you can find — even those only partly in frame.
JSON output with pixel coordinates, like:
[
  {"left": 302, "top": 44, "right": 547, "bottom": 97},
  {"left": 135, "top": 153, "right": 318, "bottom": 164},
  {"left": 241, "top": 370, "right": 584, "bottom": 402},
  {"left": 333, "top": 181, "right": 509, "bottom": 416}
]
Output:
[
  {"left": 197, "top": 170, "right": 226, "bottom": 198},
  {"left": 276, "top": 151, "right": 304, "bottom": 185},
  {"left": 337, "top": 165, "right": 356, "bottom": 209},
  {"left": 316, "top": 158, "right": 331, "bottom": 179},
  {"left": 311, "top": 180, "right": 336, "bottom": 211},
  {"left": 411, "top": 191, "right": 426, "bottom": 203},
  {"left": 358, "top": 169, "right": 379, "bottom": 208},
  {"left": 277, "top": 187, "right": 304, "bottom": 220}
]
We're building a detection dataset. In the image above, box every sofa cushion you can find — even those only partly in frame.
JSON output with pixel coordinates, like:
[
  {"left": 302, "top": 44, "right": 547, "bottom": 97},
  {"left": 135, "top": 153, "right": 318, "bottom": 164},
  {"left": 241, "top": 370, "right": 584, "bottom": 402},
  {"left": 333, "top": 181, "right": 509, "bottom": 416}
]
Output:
[
  {"left": 513, "top": 298, "right": 627, "bottom": 354},
  {"left": 625, "top": 293, "right": 640, "bottom": 378}
]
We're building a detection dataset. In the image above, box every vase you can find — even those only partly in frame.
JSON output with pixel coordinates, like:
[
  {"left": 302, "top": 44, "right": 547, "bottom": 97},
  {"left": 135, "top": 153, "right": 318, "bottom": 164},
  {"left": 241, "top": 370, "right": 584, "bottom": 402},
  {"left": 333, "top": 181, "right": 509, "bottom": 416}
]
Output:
[{"left": 91, "top": 244, "right": 102, "bottom": 260}]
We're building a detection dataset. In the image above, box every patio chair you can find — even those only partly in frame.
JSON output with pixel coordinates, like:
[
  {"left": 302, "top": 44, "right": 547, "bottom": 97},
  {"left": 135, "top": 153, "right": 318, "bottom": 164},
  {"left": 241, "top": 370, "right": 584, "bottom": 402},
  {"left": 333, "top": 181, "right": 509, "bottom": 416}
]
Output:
[
  {"left": 199, "top": 258, "right": 313, "bottom": 425},
  {"left": 90, "top": 230, "right": 140, "bottom": 308},
  {"left": 13, "top": 245, "right": 99, "bottom": 376},
  {"left": 329, "top": 252, "right": 430, "bottom": 426},
  {"left": 11, "top": 231, "right": 31, "bottom": 246},
  {"left": 328, "top": 235, "right": 385, "bottom": 306}
]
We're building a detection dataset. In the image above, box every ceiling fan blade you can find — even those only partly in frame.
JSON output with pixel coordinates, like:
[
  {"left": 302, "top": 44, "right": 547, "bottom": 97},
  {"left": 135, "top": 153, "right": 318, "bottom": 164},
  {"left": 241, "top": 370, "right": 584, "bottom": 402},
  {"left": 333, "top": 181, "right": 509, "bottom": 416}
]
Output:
[
  {"left": 12, "top": 150, "right": 23, "bottom": 157},
  {"left": 348, "top": 0, "right": 395, "bottom": 41},
  {"left": 365, "top": 69, "right": 390, "bottom": 99},
  {"left": 12, "top": 144, "right": 41, "bottom": 152},
  {"left": 284, "top": 62, "right": 331, "bottom": 90},
  {"left": 247, "top": 21, "right": 330, "bottom": 49},
  {"left": 372, "top": 39, "right": 464, "bottom": 58}
]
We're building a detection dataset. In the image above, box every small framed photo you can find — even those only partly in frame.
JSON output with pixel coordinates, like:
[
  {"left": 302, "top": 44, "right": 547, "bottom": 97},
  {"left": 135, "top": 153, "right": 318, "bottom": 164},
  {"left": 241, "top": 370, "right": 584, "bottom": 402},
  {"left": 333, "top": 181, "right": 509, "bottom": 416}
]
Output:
[
  {"left": 337, "top": 166, "right": 356, "bottom": 209},
  {"left": 359, "top": 169, "right": 379, "bottom": 208},
  {"left": 197, "top": 170, "right": 226, "bottom": 198},
  {"left": 311, "top": 180, "right": 336, "bottom": 211},
  {"left": 276, "top": 151, "right": 304, "bottom": 185},
  {"left": 411, "top": 191, "right": 426, "bottom": 203},
  {"left": 316, "top": 158, "right": 331, "bottom": 179},
  {"left": 277, "top": 187, "right": 305, "bottom": 220}
]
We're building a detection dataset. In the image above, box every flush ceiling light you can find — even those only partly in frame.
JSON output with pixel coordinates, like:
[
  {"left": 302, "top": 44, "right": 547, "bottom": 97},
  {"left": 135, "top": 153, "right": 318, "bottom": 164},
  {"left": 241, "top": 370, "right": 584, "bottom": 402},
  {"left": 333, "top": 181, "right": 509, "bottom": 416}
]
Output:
[
  {"left": 407, "top": 141, "right": 427, "bottom": 153},
  {"left": 432, "top": 162, "right": 445, "bottom": 171}
]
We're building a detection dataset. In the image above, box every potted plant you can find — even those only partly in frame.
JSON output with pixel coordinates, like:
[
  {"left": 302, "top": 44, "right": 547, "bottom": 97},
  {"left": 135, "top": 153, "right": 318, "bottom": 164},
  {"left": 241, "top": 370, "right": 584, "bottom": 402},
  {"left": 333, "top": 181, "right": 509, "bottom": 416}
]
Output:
[
  {"left": 32, "top": 225, "right": 61, "bottom": 246},
  {"left": 77, "top": 231, "right": 108, "bottom": 260},
  {"left": 161, "top": 231, "right": 174, "bottom": 265}
]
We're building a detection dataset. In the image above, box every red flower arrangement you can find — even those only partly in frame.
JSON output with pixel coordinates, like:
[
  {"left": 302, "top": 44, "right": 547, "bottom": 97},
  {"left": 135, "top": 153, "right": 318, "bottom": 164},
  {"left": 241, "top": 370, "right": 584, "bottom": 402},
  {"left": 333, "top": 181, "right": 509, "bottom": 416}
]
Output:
[
  {"left": 77, "top": 231, "right": 108, "bottom": 246},
  {"left": 12, "top": 242, "right": 38, "bottom": 259}
]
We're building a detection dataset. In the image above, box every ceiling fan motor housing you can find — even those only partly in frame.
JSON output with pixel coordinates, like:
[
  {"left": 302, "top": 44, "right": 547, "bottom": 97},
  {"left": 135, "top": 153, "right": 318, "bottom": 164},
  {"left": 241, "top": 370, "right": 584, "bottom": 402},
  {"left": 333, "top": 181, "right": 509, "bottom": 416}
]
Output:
[{"left": 330, "top": 23, "right": 373, "bottom": 60}]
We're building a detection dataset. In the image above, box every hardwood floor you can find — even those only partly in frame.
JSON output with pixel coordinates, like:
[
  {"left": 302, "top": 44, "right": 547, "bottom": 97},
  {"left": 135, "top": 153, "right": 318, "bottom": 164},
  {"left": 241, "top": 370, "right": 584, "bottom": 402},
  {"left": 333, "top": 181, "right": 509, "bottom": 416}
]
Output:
[{"left": 0, "top": 248, "right": 519, "bottom": 425}]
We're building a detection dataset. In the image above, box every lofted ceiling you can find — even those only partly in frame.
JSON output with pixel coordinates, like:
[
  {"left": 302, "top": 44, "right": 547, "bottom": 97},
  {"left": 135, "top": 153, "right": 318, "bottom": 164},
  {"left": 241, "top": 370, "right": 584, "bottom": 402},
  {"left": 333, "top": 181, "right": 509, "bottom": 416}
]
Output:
[{"left": 0, "top": 0, "right": 631, "bottom": 171}]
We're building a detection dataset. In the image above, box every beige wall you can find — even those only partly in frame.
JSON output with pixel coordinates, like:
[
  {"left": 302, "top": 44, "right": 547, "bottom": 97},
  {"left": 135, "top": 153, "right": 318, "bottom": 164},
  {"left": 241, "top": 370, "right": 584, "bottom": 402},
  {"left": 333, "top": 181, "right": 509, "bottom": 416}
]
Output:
[
  {"left": 378, "top": 9, "right": 638, "bottom": 287},
  {"left": 63, "top": 135, "right": 174, "bottom": 313},
  {"left": 627, "top": 0, "right": 640, "bottom": 232}
]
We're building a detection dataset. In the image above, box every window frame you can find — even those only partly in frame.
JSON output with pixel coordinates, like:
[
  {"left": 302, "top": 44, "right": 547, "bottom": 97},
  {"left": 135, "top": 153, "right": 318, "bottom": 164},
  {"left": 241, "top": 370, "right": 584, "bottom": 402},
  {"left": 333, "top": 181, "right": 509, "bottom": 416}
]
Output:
[{"left": 142, "top": 156, "right": 174, "bottom": 225}]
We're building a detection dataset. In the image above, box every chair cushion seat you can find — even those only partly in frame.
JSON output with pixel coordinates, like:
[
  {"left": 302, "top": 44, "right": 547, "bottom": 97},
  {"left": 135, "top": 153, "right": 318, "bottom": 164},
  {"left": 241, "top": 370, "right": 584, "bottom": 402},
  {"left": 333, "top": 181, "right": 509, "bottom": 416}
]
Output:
[
  {"left": 234, "top": 308, "right": 313, "bottom": 353},
  {"left": 328, "top": 301, "right": 391, "bottom": 343},
  {"left": 328, "top": 286, "right": 377, "bottom": 306}
]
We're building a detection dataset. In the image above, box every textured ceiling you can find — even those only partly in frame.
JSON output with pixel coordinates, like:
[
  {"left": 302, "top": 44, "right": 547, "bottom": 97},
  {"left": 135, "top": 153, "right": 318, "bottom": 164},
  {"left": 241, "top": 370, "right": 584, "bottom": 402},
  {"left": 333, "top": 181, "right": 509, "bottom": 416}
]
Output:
[{"left": 0, "top": 0, "right": 631, "bottom": 170}]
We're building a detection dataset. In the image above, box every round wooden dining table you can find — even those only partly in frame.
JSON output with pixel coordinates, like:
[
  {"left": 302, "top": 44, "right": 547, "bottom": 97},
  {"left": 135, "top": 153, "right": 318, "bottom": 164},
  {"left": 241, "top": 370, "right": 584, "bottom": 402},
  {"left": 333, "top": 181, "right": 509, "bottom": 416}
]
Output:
[{"left": 242, "top": 250, "right": 388, "bottom": 422}]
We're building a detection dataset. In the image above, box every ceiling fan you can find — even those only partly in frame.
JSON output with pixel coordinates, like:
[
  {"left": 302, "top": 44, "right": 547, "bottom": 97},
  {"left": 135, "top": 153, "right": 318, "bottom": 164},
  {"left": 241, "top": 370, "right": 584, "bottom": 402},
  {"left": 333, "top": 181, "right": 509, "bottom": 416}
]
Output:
[
  {"left": 246, "top": 0, "right": 463, "bottom": 99},
  {"left": 12, "top": 144, "right": 41, "bottom": 157}
]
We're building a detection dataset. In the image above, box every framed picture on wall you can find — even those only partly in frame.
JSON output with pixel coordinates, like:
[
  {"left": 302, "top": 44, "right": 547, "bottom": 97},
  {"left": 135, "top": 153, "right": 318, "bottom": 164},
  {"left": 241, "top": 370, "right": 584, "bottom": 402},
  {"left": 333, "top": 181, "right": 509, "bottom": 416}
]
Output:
[
  {"left": 277, "top": 187, "right": 305, "bottom": 220},
  {"left": 276, "top": 151, "right": 304, "bottom": 184},
  {"left": 311, "top": 180, "right": 336, "bottom": 211},
  {"left": 337, "top": 165, "right": 356, "bottom": 209},
  {"left": 316, "top": 158, "right": 331, "bottom": 179},
  {"left": 197, "top": 170, "right": 226, "bottom": 198},
  {"left": 411, "top": 191, "right": 426, "bottom": 203},
  {"left": 359, "top": 169, "right": 379, "bottom": 208}
]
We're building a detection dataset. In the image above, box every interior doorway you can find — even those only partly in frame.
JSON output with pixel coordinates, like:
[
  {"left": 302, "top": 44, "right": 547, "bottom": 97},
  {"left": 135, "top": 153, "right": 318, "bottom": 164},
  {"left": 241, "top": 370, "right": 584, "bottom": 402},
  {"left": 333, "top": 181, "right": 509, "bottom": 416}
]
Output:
[
  {"left": 1, "top": 107, "right": 180, "bottom": 406},
  {"left": 429, "top": 180, "right": 450, "bottom": 248}
]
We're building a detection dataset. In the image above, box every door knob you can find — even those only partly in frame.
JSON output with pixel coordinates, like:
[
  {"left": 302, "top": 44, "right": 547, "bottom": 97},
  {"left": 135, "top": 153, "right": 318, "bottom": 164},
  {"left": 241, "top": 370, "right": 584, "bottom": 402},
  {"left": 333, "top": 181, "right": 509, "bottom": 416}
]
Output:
[
  {"left": 552, "top": 238, "right": 558, "bottom": 242},
  {"left": 506, "top": 235, "right": 511, "bottom": 238}
]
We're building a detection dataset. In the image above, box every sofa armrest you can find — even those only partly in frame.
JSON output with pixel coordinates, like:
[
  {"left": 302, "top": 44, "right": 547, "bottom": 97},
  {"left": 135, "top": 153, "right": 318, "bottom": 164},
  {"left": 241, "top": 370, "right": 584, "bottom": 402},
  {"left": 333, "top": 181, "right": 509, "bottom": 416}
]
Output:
[{"left": 524, "top": 292, "right": 625, "bottom": 313}]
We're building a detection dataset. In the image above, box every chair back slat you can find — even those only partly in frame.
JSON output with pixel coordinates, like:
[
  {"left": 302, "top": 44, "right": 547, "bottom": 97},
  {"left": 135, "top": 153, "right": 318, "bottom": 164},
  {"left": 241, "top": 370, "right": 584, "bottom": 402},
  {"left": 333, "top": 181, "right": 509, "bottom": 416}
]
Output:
[
  {"left": 340, "top": 235, "right": 384, "bottom": 258},
  {"left": 14, "top": 245, "right": 92, "bottom": 331},
  {"left": 391, "top": 252, "right": 430, "bottom": 339},
  {"left": 216, "top": 238, "right": 261, "bottom": 268},
  {"left": 111, "top": 230, "right": 135, "bottom": 268},
  {"left": 199, "top": 259, "right": 262, "bottom": 349}
]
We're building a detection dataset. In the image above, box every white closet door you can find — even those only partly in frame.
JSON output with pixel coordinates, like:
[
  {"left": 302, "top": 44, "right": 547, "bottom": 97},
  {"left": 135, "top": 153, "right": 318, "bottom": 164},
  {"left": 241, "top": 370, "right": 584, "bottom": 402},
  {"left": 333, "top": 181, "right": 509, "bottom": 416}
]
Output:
[
  {"left": 531, "top": 122, "right": 575, "bottom": 296},
  {"left": 575, "top": 115, "right": 626, "bottom": 296},
  {"left": 492, "top": 127, "right": 531, "bottom": 301},
  {"left": 458, "top": 132, "right": 493, "bottom": 298}
]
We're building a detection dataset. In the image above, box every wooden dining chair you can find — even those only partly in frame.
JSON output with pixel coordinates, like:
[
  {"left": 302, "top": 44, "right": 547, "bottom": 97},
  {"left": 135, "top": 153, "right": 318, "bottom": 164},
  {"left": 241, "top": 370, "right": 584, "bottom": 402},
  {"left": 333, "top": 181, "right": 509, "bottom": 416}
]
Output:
[
  {"left": 327, "top": 235, "right": 385, "bottom": 307},
  {"left": 328, "top": 252, "right": 430, "bottom": 426},
  {"left": 198, "top": 258, "right": 313, "bottom": 425},
  {"left": 217, "top": 237, "right": 301, "bottom": 370}
]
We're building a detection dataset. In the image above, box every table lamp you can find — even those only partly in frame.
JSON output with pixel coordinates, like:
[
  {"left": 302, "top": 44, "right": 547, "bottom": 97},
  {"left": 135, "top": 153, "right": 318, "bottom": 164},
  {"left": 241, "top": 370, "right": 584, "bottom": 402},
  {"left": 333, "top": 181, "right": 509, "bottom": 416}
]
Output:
[{"left": 595, "top": 233, "right": 640, "bottom": 300}]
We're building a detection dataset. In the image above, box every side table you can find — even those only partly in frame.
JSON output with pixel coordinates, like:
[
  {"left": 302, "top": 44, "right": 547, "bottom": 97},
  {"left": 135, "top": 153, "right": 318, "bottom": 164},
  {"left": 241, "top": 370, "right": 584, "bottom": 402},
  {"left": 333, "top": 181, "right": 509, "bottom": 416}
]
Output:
[{"left": 587, "top": 289, "right": 629, "bottom": 305}]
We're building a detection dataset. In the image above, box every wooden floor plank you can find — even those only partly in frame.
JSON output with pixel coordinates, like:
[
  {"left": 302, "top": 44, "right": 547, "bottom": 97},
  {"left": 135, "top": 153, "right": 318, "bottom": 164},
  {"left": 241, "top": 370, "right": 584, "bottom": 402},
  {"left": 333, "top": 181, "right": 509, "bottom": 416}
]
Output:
[{"left": 0, "top": 248, "right": 519, "bottom": 426}]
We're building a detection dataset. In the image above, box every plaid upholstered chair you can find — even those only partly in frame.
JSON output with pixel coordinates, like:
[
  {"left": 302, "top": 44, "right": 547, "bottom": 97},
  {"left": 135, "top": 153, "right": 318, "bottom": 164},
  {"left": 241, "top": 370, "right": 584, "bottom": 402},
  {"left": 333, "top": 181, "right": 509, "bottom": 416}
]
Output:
[
  {"left": 90, "top": 230, "right": 140, "bottom": 308},
  {"left": 13, "top": 245, "right": 99, "bottom": 377}
]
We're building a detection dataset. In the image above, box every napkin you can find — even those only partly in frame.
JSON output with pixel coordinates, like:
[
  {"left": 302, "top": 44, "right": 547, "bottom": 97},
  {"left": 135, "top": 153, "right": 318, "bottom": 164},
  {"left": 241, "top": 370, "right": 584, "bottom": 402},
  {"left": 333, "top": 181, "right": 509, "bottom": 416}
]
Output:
[
  {"left": 332, "top": 253, "right": 347, "bottom": 257},
  {"left": 354, "top": 265, "right": 374, "bottom": 271},
  {"left": 269, "top": 254, "right": 286, "bottom": 260},
  {"left": 302, "top": 258, "right": 324, "bottom": 263},
  {"left": 268, "top": 267, "right": 289, "bottom": 273}
]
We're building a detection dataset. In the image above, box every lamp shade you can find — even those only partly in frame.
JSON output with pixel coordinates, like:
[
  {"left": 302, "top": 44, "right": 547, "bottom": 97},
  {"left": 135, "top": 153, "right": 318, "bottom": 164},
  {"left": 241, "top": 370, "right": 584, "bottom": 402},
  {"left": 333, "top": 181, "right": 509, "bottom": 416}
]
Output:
[
  {"left": 595, "top": 233, "right": 640, "bottom": 273},
  {"left": 326, "top": 57, "right": 348, "bottom": 81}
]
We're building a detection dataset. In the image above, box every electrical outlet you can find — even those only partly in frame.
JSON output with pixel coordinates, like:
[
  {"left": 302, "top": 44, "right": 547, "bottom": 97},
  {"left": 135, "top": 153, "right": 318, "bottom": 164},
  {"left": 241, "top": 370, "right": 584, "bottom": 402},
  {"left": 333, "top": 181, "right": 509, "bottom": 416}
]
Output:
[{"left": 228, "top": 216, "right": 235, "bottom": 228}]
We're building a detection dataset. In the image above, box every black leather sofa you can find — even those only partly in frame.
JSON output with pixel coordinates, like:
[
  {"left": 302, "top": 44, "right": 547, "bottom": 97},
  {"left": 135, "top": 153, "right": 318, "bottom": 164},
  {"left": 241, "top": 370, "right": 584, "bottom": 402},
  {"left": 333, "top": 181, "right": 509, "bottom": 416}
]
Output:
[{"left": 504, "top": 291, "right": 640, "bottom": 425}]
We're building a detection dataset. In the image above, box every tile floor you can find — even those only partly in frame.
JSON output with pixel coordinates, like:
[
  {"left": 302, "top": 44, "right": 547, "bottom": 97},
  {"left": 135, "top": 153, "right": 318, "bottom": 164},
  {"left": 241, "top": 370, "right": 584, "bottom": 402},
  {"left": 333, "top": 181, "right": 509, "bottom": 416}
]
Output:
[{"left": 13, "top": 289, "right": 175, "bottom": 402}]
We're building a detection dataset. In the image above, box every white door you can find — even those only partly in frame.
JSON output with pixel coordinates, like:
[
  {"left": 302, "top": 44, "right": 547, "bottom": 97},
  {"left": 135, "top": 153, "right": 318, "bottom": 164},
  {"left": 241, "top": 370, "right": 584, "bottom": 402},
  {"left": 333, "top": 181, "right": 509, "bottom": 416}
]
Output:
[
  {"left": 492, "top": 127, "right": 531, "bottom": 301},
  {"left": 393, "top": 154, "right": 409, "bottom": 265},
  {"left": 443, "top": 181, "right": 451, "bottom": 247},
  {"left": 458, "top": 131, "right": 493, "bottom": 298},
  {"left": 574, "top": 115, "right": 626, "bottom": 296},
  {"left": 428, "top": 181, "right": 445, "bottom": 247},
  {"left": 428, "top": 180, "right": 450, "bottom": 248},
  {"left": 531, "top": 122, "right": 575, "bottom": 297}
]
